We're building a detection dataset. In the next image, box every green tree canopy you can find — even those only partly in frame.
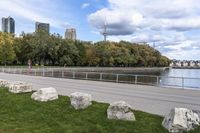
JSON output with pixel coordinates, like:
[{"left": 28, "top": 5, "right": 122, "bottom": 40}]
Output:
[
  {"left": 0, "top": 32, "right": 16, "bottom": 65},
  {"left": 4, "top": 31, "right": 171, "bottom": 67}
]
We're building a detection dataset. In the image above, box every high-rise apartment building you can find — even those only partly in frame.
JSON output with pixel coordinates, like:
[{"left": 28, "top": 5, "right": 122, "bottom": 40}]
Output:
[
  {"left": 65, "top": 28, "right": 76, "bottom": 40},
  {"left": 1, "top": 16, "right": 15, "bottom": 34},
  {"left": 35, "top": 22, "right": 50, "bottom": 33}
]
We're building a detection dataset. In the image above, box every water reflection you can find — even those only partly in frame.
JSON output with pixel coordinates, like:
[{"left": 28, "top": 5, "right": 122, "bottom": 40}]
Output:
[{"left": 161, "top": 69, "right": 200, "bottom": 89}]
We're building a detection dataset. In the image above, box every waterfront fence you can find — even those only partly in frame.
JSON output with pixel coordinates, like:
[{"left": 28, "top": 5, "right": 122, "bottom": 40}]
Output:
[{"left": 0, "top": 67, "right": 199, "bottom": 89}]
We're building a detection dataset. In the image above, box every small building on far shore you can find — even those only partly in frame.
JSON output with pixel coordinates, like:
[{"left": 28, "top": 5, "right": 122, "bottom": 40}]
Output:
[{"left": 170, "top": 60, "right": 200, "bottom": 68}]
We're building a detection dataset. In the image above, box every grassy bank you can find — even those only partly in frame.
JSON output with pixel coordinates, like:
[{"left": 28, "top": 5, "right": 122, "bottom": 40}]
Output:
[{"left": 0, "top": 88, "right": 199, "bottom": 133}]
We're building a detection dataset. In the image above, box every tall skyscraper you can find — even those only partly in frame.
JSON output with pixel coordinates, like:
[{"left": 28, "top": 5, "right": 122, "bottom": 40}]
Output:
[
  {"left": 1, "top": 16, "right": 15, "bottom": 34},
  {"left": 35, "top": 22, "right": 50, "bottom": 33},
  {"left": 65, "top": 28, "right": 76, "bottom": 40}
]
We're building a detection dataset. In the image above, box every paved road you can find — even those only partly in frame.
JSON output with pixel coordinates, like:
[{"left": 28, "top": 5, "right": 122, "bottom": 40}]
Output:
[{"left": 1, "top": 72, "right": 200, "bottom": 116}]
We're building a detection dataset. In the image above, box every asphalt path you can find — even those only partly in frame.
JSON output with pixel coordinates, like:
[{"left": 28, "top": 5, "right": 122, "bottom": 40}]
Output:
[{"left": 1, "top": 72, "right": 200, "bottom": 116}]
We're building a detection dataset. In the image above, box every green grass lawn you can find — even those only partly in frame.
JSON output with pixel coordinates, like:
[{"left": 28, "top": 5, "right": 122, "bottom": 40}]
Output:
[{"left": 0, "top": 88, "right": 200, "bottom": 133}]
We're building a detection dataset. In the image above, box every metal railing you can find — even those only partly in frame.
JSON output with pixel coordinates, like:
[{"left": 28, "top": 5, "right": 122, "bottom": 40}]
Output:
[{"left": 0, "top": 67, "right": 199, "bottom": 89}]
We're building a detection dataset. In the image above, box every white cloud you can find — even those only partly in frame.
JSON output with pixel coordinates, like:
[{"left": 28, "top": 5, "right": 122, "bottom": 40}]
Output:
[
  {"left": 0, "top": 0, "right": 67, "bottom": 29},
  {"left": 81, "top": 3, "right": 90, "bottom": 9},
  {"left": 164, "top": 48, "right": 200, "bottom": 60},
  {"left": 88, "top": 8, "right": 143, "bottom": 35},
  {"left": 151, "top": 18, "right": 200, "bottom": 31},
  {"left": 88, "top": 0, "right": 200, "bottom": 60},
  {"left": 88, "top": 0, "right": 200, "bottom": 34},
  {"left": 108, "top": 0, "right": 199, "bottom": 18}
]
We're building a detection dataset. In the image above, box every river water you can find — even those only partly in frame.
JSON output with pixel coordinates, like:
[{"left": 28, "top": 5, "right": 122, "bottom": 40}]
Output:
[
  {"left": 2, "top": 67, "right": 199, "bottom": 89},
  {"left": 161, "top": 69, "right": 200, "bottom": 89}
]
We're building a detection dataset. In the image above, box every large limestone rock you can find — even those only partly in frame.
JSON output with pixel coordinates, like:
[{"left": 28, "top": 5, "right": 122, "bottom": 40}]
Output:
[
  {"left": 0, "top": 79, "right": 10, "bottom": 87},
  {"left": 9, "top": 81, "right": 32, "bottom": 93},
  {"left": 70, "top": 92, "right": 92, "bottom": 110},
  {"left": 107, "top": 101, "right": 135, "bottom": 121},
  {"left": 31, "top": 87, "right": 58, "bottom": 102},
  {"left": 162, "top": 108, "right": 200, "bottom": 133}
]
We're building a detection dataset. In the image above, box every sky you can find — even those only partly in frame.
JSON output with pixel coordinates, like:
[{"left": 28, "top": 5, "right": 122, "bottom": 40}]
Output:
[{"left": 0, "top": 0, "right": 200, "bottom": 60}]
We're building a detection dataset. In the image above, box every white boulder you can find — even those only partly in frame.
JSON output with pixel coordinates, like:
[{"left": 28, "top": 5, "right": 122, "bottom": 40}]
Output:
[
  {"left": 70, "top": 92, "right": 92, "bottom": 110},
  {"left": 107, "top": 101, "right": 135, "bottom": 121},
  {"left": 0, "top": 79, "right": 10, "bottom": 87},
  {"left": 9, "top": 81, "right": 32, "bottom": 93},
  {"left": 31, "top": 87, "right": 58, "bottom": 102},
  {"left": 162, "top": 108, "right": 200, "bottom": 133}
]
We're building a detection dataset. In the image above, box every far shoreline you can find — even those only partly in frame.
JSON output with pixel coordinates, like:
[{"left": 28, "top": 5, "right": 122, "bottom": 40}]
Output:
[{"left": 172, "top": 67, "right": 200, "bottom": 69}]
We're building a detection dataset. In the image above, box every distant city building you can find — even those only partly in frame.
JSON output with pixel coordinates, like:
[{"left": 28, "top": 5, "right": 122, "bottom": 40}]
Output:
[
  {"left": 35, "top": 22, "right": 50, "bottom": 33},
  {"left": 1, "top": 16, "right": 15, "bottom": 34},
  {"left": 65, "top": 28, "right": 76, "bottom": 40}
]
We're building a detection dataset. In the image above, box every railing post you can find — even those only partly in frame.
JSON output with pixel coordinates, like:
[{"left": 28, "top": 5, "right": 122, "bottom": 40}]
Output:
[
  {"left": 85, "top": 72, "right": 88, "bottom": 80},
  {"left": 52, "top": 69, "right": 54, "bottom": 77},
  {"left": 157, "top": 76, "right": 159, "bottom": 86},
  {"left": 100, "top": 73, "right": 102, "bottom": 80},
  {"left": 73, "top": 71, "right": 75, "bottom": 79},
  {"left": 182, "top": 77, "right": 184, "bottom": 89},
  {"left": 135, "top": 75, "right": 138, "bottom": 84},
  {"left": 62, "top": 70, "right": 64, "bottom": 78},
  {"left": 43, "top": 69, "right": 45, "bottom": 77},
  {"left": 34, "top": 69, "right": 36, "bottom": 76},
  {"left": 116, "top": 74, "right": 119, "bottom": 82}
]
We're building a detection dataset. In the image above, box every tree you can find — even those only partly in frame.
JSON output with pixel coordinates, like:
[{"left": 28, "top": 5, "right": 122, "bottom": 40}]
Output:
[
  {"left": 4, "top": 31, "right": 170, "bottom": 67},
  {"left": 95, "top": 42, "right": 114, "bottom": 66},
  {"left": 157, "top": 56, "right": 170, "bottom": 66},
  {"left": 58, "top": 40, "right": 79, "bottom": 66},
  {"left": 83, "top": 45, "right": 100, "bottom": 66},
  {"left": 0, "top": 32, "right": 16, "bottom": 65}
]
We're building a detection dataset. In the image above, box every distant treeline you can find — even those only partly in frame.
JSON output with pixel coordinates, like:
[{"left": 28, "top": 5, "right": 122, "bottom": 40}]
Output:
[{"left": 0, "top": 31, "right": 170, "bottom": 67}]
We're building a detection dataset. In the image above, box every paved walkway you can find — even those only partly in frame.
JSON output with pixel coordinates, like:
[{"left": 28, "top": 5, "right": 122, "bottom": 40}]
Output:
[{"left": 1, "top": 72, "right": 200, "bottom": 116}]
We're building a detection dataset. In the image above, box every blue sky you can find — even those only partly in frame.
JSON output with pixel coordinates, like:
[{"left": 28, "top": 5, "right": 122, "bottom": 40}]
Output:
[
  {"left": 0, "top": 0, "right": 107, "bottom": 41},
  {"left": 0, "top": 0, "right": 200, "bottom": 60}
]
